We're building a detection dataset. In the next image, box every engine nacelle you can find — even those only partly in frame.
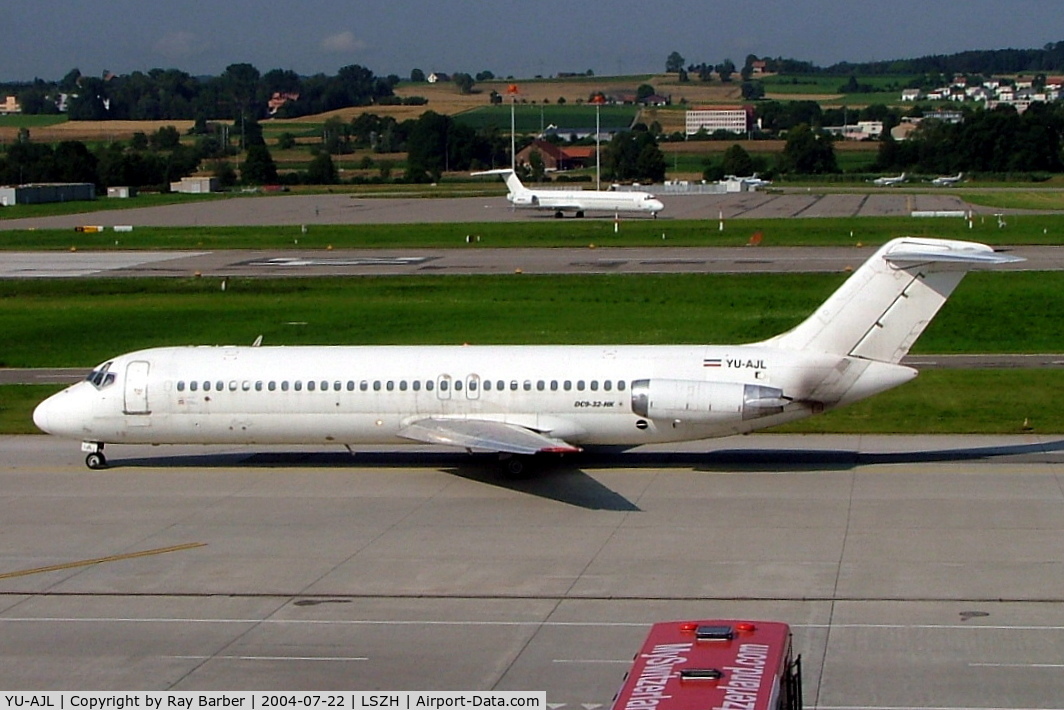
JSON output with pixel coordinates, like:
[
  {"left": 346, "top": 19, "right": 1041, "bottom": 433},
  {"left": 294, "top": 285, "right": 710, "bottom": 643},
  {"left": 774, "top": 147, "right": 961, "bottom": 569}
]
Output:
[
  {"left": 631, "top": 379, "right": 788, "bottom": 423},
  {"left": 509, "top": 192, "right": 539, "bottom": 207}
]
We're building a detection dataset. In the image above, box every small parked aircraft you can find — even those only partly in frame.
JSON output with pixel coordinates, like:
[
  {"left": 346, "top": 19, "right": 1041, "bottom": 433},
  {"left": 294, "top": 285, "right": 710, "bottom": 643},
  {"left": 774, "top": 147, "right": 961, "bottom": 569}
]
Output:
[
  {"left": 931, "top": 172, "right": 964, "bottom": 186},
  {"left": 872, "top": 172, "right": 907, "bottom": 186}
]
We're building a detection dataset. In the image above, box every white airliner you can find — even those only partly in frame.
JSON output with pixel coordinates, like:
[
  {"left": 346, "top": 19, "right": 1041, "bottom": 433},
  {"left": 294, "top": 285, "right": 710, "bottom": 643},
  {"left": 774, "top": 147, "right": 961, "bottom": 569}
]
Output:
[
  {"left": 34, "top": 238, "right": 1020, "bottom": 474},
  {"left": 872, "top": 172, "right": 907, "bottom": 186},
  {"left": 473, "top": 168, "right": 664, "bottom": 218},
  {"left": 931, "top": 172, "right": 964, "bottom": 186}
]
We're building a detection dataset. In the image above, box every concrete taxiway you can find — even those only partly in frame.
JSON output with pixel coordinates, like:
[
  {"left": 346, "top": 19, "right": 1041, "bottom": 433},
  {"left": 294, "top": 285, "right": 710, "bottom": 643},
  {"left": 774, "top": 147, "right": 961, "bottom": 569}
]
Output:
[
  {"left": 0, "top": 190, "right": 1002, "bottom": 231},
  {"left": 2, "top": 434, "right": 1064, "bottom": 708},
  {"left": 0, "top": 244, "right": 1056, "bottom": 280}
]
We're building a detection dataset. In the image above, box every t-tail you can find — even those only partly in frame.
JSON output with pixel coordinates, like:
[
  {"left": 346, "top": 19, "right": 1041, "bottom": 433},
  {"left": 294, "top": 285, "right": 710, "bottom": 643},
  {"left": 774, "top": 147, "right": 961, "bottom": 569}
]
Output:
[
  {"left": 760, "top": 237, "right": 1022, "bottom": 407},
  {"left": 471, "top": 168, "right": 532, "bottom": 203},
  {"left": 765, "top": 238, "right": 1020, "bottom": 363}
]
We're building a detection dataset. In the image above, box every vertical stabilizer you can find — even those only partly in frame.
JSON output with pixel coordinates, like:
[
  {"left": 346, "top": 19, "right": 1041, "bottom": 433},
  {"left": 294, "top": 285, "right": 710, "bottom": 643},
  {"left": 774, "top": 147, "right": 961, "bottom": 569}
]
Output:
[{"left": 763, "top": 238, "right": 1021, "bottom": 363}]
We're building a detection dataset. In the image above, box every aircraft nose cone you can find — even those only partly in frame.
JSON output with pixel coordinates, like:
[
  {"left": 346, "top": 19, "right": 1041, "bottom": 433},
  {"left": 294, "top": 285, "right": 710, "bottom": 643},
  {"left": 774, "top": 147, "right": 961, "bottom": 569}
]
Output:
[{"left": 33, "top": 396, "right": 55, "bottom": 433}]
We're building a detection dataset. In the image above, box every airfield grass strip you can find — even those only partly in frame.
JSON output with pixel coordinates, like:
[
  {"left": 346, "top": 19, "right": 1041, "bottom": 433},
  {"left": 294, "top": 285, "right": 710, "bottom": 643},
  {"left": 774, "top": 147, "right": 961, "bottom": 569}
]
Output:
[
  {"left": 4, "top": 213, "right": 1064, "bottom": 249},
  {"left": 2, "top": 272, "right": 1062, "bottom": 368}
]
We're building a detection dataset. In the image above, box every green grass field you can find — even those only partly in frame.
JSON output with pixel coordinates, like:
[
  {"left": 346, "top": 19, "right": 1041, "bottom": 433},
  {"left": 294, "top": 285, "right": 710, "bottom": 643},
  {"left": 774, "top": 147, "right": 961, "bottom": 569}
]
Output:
[
  {"left": 4, "top": 212, "right": 1064, "bottom": 249},
  {"left": 0, "top": 115, "right": 68, "bottom": 128},
  {"left": 1, "top": 271, "right": 1059, "bottom": 368}
]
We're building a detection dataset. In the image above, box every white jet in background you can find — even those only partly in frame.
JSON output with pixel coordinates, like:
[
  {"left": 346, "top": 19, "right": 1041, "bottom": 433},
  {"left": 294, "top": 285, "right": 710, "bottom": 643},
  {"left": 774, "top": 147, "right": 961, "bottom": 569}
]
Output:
[
  {"left": 472, "top": 168, "right": 664, "bottom": 218},
  {"left": 34, "top": 238, "right": 1021, "bottom": 474}
]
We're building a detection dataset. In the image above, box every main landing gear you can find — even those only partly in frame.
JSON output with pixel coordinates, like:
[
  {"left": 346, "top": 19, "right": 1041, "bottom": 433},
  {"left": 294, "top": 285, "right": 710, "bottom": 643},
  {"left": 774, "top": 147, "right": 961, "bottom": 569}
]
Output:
[{"left": 82, "top": 442, "right": 108, "bottom": 470}]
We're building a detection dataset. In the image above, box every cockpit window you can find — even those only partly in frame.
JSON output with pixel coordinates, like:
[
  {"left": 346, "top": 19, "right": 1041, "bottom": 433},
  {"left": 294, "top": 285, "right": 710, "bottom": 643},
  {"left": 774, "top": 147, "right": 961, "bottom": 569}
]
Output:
[{"left": 86, "top": 361, "right": 116, "bottom": 389}]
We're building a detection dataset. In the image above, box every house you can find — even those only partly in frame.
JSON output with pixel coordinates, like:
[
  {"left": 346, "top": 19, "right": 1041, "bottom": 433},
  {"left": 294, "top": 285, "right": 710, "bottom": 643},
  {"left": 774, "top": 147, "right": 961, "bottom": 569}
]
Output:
[
  {"left": 427, "top": 72, "right": 450, "bottom": 84},
  {"left": 267, "top": 92, "right": 299, "bottom": 116},
  {"left": 515, "top": 139, "right": 593, "bottom": 171},
  {"left": 0, "top": 96, "right": 20, "bottom": 114},
  {"left": 901, "top": 89, "right": 922, "bottom": 102}
]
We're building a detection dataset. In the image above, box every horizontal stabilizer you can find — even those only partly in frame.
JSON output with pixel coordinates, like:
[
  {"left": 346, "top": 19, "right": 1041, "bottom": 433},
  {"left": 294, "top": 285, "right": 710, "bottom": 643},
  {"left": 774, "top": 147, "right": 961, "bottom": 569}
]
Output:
[
  {"left": 398, "top": 417, "right": 581, "bottom": 455},
  {"left": 884, "top": 245, "right": 1024, "bottom": 268}
]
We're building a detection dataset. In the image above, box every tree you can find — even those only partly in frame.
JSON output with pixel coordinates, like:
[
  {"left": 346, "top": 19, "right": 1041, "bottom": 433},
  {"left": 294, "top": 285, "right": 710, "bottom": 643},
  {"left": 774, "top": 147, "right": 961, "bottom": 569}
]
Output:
[
  {"left": 306, "top": 151, "right": 339, "bottom": 184},
  {"left": 721, "top": 144, "right": 755, "bottom": 176},
  {"left": 410, "top": 68, "right": 426, "bottom": 83},
  {"left": 666, "top": 51, "right": 686, "bottom": 74},
  {"left": 241, "top": 143, "right": 278, "bottom": 184},
  {"left": 221, "top": 63, "right": 262, "bottom": 120},
  {"left": 779, "top": 124, "right": 838, "bottom": 174},
  {"left": 453, "top": 73, "right": 475, "bottom": 95},
  {"left": 603, "top": 131, "right": 666, "bottom": 182},
  {"left": 717, "top": 59, "right": 736, "bottom": 83},
  {"left": 636, "top": 84, "right": 656, "bottom": 102}
]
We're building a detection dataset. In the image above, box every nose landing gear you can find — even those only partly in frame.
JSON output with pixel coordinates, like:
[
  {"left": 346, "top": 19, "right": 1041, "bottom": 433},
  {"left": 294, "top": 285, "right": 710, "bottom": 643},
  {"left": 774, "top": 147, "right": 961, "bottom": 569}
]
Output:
[{"left": 82, "top": 442, "right": 107, "bottom": 470}]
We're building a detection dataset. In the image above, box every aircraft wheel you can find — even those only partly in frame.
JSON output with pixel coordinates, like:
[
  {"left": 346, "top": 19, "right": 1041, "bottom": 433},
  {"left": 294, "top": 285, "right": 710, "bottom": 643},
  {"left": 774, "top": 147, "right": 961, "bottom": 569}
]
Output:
[
  {"left": 554, "top": 211, "right": 564, "bottom": 219},
  {"left": 498, "top": 455, "right": 534, "bottom": 479},
  {"left": 85, "top": 452, "right": 108, "bottom": 470},
  {"left": 575, "top": 210, "right": 585, "bottom": 218}
]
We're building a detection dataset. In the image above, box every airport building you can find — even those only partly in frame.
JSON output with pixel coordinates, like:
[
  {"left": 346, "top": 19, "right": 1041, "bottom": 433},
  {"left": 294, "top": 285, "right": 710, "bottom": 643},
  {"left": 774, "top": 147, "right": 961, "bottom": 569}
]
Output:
[
  {"left": 0, "top": 182, "right": 95, "bottom": 206},
  {"left": 685, "top": 105, "right": 755, "bottom": 136}
]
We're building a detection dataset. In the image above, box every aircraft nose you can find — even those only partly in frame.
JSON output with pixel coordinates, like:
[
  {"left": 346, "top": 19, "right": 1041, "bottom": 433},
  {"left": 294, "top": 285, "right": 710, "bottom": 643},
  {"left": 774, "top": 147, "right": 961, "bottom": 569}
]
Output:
[
  {"left": 650, "top": 199, "right": 664, "bottom": 212},
  {"left": 33, "top": 387, "right": 84, "bottom": 437},
  {"left": 32, "top": 394, "right": 57, "bottom": 433}
]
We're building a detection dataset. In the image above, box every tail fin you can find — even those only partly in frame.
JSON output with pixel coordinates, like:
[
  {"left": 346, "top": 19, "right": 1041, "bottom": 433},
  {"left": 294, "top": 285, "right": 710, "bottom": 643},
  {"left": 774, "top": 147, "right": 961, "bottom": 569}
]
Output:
[
  {"left": 471, "top": 168, "right": 527, "bottom": 198},
  {"left": 764, "top": 238, "right": 1022, "bottom": 363}
]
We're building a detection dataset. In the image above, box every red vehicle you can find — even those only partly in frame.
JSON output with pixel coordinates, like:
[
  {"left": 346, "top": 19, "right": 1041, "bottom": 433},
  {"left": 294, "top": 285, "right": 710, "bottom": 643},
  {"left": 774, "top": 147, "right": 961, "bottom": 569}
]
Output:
[{"left": 611, "top": 619, "right": 802, "bottom": 710}]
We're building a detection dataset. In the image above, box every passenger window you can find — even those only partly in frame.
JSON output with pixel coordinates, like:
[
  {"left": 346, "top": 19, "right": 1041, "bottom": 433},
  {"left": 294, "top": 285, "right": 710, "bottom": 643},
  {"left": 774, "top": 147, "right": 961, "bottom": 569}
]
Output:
[
  {"left": 577, "top": 380, "right": 585, "bottom": 391},
  {"left": 373, "top": 381, "right": 382, "bottom": 391},
  {"left": 483, "top": 380, "right": 491, "bottom": 391},
  {"left": 386, "top": 381, "right": 395, "bottom": 391},
  {"left": 523, "top": 381, "right": 532, "bottom": 391},
  {"left": 618, "top": 380, "right": 626, "bottom": 391},
  {"left": 177, "top": 381, "right": 185, "bottom": 392},
  {"left": 360, "top": 381, "right": 369, "bottom": 391},
  {"left": 255, "top": 381, "right": 263, "bottom": 392},
  {"left": 281, "top": 381, "right": 289, "bottom": 391},
  {"left": 399, "top": 381, "right": 408, "bottom": 391},
  {"left": 334, "top": 381, "right": 342, "bottom": 392},
  {"left": 469, "top": 379, "right": 478, "bottom": 391},
  {"left": 347, "top": 381, "right": 355, "bottom": 391},
  {"left": 604, "top": 380, "right": 612, "bottom": 391},
  {"left": 426, "top": 380, "right": 434, "bottom": 391},
  {"left": 190, "top": 381, "right": 198, "bottom": 392},
  {"left": 203, "top": 381, "right": 211, "bottom": 392},
  {"left": 564, "top": 381, "right": 572, "bottom": 391},
  {"left": 268, "top": 381, "right": 276, "bottom": 391},
  {"left": 413, "top": 380, "right": 421, "bottom": 391},
  {"left": 497, "top": 380, "right": 505, "bottom": 391},
  {"left": 308, "top": 381, "right": 316, "bottom": 392},
  {"left": 216, "top": 381, "right": 224, "bottom": 392},
  {"left": 454, "top": 380, "right": 462, "bottom": 391},
  {"left": 550, "top": 380, "right": 558, "bottom": 391},
  {"left": 510, "top": 380, "right": 518, "bottom": 391},
  {"left": 590, "top": 380, "right": 599, "bottom": 391},
  {"left": 440, "top": 379, "right": 449, "bottom": 392},
  {"left": 536, "top": 380, "right": 545, "bottom": 391}
]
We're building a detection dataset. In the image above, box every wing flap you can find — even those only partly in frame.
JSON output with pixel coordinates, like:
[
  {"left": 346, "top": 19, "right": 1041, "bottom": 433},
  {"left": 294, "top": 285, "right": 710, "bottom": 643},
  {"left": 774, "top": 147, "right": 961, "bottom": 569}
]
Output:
[{"left": 398, "top": 418, "right": 581, "bottom": 455}]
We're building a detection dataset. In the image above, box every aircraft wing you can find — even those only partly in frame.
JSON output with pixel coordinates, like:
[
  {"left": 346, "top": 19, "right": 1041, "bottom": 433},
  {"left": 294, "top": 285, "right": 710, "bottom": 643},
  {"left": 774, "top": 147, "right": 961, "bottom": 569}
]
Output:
[{"left": 398, "top": 417, "right": 582, "bottom": 455}]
